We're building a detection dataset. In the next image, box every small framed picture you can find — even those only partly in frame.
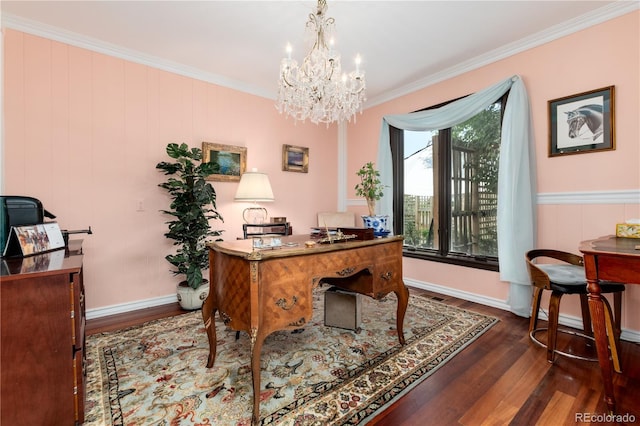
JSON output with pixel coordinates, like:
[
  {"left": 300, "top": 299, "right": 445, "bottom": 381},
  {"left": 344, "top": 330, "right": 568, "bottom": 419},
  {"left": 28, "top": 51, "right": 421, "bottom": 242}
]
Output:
[
  {"left": 202, "top": 142, "right": 247, "bottom": 181},
  {"left": 282, "top": 144, "right": 309, "bottom": 173},
  {"left": 548, "top": 86, "right": 615, "bottom": 157}
]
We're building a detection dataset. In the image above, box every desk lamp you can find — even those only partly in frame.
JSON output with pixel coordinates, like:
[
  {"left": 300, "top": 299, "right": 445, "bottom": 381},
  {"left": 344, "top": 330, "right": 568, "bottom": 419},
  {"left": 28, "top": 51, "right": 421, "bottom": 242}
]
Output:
[{"left": 234, "top": 168, "right": 274, "bottom": 223}]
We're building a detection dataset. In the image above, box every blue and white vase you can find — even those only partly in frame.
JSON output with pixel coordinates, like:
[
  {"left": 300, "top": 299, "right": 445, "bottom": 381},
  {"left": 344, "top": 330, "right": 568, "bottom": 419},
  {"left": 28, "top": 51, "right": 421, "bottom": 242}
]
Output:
[{"left": 361, "top": 215, "right": 390, "bottom": 237}]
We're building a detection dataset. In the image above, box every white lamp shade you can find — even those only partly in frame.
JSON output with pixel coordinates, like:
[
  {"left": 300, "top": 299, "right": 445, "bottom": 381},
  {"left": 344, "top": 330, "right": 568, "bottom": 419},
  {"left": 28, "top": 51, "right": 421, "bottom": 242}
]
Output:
[{"left": 234, "top": 171, "right": 274, "bottom": 202}]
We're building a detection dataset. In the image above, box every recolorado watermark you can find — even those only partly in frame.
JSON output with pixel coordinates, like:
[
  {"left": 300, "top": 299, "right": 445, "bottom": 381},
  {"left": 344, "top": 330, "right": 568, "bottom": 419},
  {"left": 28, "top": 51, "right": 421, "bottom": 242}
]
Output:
[{"left": 575, "top": 412, "right": 636, "bottom": 423}]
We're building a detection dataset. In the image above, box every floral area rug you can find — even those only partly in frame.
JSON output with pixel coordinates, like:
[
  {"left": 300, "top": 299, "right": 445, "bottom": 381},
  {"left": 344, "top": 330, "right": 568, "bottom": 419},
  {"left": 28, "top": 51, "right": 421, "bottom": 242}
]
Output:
[{"left": 84, "top": 288, "right": 498, "bottom": 425}]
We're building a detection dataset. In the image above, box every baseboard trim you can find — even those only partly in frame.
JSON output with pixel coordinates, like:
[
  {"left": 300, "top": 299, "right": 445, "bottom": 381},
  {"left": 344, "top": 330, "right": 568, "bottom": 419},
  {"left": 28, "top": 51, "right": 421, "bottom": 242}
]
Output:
[
  {"left": 532, "top": 308, "right": 640, "bottom": 344},
  {"left": 404, "top": 278, "right": 640, "bottom": 343},
  {"left": 404, "top": 278, "right": 511, "bottom": 311},
  {"left": 86, "top": 294, "right": 178, "bottom": 320},
  {"left": 87, "top": 279, "right": 640, "bottom": 343}
]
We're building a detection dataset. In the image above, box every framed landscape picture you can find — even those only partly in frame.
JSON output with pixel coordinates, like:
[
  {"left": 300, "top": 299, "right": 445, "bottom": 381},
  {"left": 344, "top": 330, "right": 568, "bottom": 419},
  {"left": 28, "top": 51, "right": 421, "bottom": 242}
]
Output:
[
  {"left": 202, "top": 142, "right": 247, "bottom": 182},
  {"left": 548, "top": 86, "right": 615, "bottom": 157},
  {"left": 282, "top": 144, "right": 309, "bottom": 173}
]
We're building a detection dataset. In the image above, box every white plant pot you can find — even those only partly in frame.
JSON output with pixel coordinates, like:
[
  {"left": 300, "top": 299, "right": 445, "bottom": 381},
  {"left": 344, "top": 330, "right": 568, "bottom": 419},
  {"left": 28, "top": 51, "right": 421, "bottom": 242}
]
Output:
[{"left": 176, "top": 282, "right": 209, "bottom": 310}]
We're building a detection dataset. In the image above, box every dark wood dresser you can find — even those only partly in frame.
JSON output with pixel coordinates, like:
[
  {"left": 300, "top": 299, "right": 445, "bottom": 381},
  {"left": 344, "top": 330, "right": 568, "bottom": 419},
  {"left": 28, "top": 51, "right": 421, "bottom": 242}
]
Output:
[{"left": 1, "top": 240, "right": 85, "bottom": 425}]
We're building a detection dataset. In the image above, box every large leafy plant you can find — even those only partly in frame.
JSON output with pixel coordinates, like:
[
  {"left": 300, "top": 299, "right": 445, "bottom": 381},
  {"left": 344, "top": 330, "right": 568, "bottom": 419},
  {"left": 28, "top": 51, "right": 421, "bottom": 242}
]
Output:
[
  {"left": 156, "top": 143, "right": 223, "bottom": 289},
  {"left": 355, "top": 161, "right": 385, "bottom": 216}
]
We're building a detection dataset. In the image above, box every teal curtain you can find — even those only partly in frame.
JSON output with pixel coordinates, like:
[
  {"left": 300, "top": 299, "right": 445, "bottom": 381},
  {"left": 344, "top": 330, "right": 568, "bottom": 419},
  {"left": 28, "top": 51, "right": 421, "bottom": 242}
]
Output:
[{"left": 377, "top": 75, "right": 536, "bottom": 317}]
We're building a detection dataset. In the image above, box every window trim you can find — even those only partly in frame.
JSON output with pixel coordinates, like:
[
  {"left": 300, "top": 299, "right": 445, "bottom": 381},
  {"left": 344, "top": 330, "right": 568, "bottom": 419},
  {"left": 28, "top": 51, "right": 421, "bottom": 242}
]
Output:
[
  {"left": 403, "top": 248, "right": 500, "bottom": 271},
  {"left": 391, "top": 93, "right": 508, "bottom": 272}
]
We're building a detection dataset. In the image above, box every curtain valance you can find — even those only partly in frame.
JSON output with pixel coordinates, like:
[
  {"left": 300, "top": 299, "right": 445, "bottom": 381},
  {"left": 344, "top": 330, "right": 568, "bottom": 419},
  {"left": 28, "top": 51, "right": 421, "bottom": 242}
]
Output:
[{"left": 376, "top": 75, "right": 536, "bottom": 316}]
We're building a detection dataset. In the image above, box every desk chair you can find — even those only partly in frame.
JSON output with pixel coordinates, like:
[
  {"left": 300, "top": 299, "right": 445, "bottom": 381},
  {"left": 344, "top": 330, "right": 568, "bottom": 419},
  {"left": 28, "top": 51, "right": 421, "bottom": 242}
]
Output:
[{"left": 526, "top": 249, "right": 624, "bottom": 370}]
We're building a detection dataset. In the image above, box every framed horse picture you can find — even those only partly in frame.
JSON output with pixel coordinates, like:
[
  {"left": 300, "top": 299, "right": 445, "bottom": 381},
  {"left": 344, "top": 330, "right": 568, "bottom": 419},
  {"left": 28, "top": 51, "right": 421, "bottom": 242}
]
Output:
[{"left": 548, "top": 86, "right": 615, "bottom": 157}]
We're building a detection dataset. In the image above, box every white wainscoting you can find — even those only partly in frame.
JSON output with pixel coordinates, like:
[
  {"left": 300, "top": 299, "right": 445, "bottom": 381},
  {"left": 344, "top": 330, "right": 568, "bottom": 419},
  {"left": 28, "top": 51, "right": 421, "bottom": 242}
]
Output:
[
  {"left": 349, "top": 189, "right": 640, "bottom": 208},
  {"left": 537, "top": 189, "right": 640, "bottom": 205}
]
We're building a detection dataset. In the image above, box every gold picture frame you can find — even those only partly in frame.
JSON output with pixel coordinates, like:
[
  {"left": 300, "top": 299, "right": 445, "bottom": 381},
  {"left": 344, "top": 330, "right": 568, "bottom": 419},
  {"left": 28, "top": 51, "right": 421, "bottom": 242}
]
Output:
[
  {"left": 202, "top": 142, "right": 247, "bottom": 182},
  {"left": 282, "top": 144, "right": 309, "bottom": 173}
]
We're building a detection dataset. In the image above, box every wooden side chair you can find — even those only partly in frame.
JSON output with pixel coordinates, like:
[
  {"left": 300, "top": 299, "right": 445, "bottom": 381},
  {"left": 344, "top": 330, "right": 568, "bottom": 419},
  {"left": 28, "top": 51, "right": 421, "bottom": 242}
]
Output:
[{"left": 525, "top": 249, "right": 624, "bottom": 371}]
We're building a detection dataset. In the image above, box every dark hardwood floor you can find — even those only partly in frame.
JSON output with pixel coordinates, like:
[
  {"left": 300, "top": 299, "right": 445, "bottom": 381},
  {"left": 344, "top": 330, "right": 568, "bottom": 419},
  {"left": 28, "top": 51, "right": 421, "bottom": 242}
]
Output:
[{"left": 86, "top": 288, "right": 640, "bottom": 425}]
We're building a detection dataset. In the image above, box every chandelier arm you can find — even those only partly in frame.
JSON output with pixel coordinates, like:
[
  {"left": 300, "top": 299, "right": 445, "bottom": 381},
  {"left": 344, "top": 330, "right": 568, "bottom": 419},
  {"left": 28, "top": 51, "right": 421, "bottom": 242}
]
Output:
[{"left": 281, "top": 71, "right": 295, "bottom": 88}]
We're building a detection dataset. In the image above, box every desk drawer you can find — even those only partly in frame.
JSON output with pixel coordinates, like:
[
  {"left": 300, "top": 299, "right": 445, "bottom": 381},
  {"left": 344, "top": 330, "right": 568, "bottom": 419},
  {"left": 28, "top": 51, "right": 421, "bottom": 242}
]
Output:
[
  {"left": 371, "top": 260, "right": 402, "bottom": 295},
  {"left": 261, "top": 281, "right": 313, "bottom": 330}
]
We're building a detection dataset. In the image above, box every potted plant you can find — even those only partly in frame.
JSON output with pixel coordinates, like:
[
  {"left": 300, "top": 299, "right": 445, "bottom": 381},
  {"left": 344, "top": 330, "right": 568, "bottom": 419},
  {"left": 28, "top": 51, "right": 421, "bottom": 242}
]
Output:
[
  {"left": 156, "top": 142, "right": 224, "bottom": 310},
  {"left": 354, "top": 161, "right": 389, "bottom": 235}
]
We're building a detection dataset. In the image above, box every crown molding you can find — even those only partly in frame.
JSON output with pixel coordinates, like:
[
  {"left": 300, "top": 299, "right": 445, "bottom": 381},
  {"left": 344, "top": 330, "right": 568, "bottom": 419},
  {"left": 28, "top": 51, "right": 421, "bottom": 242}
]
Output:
[
  {"left": 2, "top": 2, "right": 638, "bottom": 106},
  {"left": 1, "top": 13, "right": 274, "bottom": 100},
  {"left": 367, "top": 1, "right": 639, "bottom": 107}
]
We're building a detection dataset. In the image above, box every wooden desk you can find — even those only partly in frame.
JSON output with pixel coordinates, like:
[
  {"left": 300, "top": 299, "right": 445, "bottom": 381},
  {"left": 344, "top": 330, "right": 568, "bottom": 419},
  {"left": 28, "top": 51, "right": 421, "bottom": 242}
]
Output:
[
  {"left": 202, "top": 235, "right": 408, "bottom": 423},
  {"left": 580, "top": 235, "right": 639, "bottom": 412}
]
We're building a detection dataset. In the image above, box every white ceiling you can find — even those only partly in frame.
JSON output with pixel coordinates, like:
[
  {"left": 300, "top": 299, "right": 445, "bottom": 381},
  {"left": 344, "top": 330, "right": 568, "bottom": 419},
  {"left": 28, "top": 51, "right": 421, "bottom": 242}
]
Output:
[{"left": 2, "top": 1, "right": 637, "bottom": 107}]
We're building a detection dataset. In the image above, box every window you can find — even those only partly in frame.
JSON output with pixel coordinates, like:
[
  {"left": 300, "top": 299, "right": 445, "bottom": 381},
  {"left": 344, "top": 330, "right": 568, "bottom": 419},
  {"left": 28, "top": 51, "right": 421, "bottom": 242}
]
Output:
[{"left": 390, "top": 94, "right": 507, "bottom": 270}]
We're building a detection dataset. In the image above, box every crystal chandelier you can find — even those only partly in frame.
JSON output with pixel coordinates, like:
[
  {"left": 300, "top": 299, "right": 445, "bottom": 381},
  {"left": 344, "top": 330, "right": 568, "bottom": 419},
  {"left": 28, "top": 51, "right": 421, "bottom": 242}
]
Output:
[{"left": 276, "top": 0, "right": 366, "bottom": 125}]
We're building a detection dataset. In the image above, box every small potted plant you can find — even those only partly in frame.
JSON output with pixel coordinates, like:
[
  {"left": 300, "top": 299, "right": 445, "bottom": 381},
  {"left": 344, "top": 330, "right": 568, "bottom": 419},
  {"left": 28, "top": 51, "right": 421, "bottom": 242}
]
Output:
[
  {"left": 355, "top": 161, "right": 389, "bottom": 235},
  {"left": 156, "top": 142, "right": 224, "bottom": 310}
]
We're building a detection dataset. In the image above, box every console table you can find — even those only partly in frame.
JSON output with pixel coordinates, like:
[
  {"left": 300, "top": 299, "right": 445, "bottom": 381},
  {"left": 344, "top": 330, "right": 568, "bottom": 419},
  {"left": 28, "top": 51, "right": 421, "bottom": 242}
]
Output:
[
  {"left": 580, "top": 235, "right": 640, "bottom": 412},
  {"left": 1, "top": 241, "right": 85, "bottom": 424},
  {"left": 202, "top": 235, "right": 408, "bottom": 423}
]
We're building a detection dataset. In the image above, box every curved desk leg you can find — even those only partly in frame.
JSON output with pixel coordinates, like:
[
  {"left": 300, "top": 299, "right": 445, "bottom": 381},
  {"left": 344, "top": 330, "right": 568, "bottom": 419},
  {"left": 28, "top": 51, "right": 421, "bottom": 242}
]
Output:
[
  {"left": 202, "top": 286, "right": 218, "bottom": 368},
  {"left": 587, "top": 278, "right": 616, "bottom": 412},
  {"left": 250, "top": 328, "right": 265, "bottom": 425},
  {"left": 394, "top": 283, "right": 409, "bottom": 345}
]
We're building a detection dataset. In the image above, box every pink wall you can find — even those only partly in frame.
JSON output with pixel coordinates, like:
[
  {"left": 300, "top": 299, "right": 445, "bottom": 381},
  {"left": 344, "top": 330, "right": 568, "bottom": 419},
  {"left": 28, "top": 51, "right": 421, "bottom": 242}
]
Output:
[
  {"left": 347, "top": 11, "right": 639, "bottom": 334},
  {"left": 3, "top": 29, "right": 339, "bottom": 310},
  {"left": 3, "top": 11, "right": 639, "bottom": 335}
]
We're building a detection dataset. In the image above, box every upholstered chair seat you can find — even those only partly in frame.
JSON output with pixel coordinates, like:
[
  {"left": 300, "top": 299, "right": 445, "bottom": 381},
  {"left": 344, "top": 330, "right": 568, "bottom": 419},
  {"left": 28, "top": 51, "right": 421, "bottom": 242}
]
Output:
[{"left": 526, "top": 249, "right": 625, "bottom": 370}]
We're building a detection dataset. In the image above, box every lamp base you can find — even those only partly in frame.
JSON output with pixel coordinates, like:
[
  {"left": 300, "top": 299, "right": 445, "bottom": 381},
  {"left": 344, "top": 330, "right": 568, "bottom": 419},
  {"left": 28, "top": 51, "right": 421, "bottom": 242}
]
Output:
[{"left": 243, "top": 207, "right": 268, "bottom": 224}]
